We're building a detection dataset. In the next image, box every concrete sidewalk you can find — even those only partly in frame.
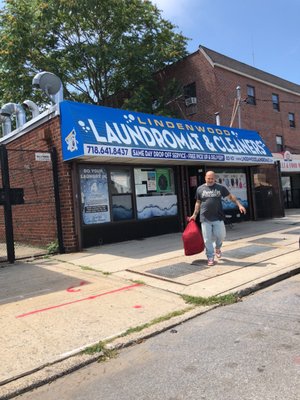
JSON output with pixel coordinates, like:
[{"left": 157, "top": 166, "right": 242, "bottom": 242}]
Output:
[{"left": 1, "top": 210, "right": 300, "bottom": 399}]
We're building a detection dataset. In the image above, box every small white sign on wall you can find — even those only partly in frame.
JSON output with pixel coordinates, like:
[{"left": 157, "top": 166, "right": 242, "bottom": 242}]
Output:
[{"left": 35, "top": 152, "right": 51, "bottom": 162}]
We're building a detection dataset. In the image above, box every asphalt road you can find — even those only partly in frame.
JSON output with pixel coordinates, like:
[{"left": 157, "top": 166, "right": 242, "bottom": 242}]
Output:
[{"left": 17, "top": 275, "right": 300, "bottom": 400}]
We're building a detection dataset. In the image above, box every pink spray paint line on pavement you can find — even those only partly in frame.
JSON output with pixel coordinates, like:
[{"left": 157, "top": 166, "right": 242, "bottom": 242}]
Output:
[{"left": 16, "top": 283, "right": 143, "bottom": 318}]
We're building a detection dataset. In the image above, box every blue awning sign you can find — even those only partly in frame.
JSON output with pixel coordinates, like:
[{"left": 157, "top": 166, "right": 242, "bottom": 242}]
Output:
[{"left": 60, "top": 101, "right": 273, "bottom": 164}]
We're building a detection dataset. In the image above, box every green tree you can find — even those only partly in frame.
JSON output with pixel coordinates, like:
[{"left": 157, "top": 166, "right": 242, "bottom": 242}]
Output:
[{"left": 0, "top": 0, "right": 188, "bottom": 113}]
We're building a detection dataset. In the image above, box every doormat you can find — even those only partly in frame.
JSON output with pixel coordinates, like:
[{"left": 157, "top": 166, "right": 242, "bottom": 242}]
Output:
[
  {"left": 146, "top": 262, "right": 203, "bottom": 279},
  {"left": 223, "top": 244, "right": 273, "bottom": 259},
  {"left": 249, "top": 237, "right": 281, "bottom": 244}
]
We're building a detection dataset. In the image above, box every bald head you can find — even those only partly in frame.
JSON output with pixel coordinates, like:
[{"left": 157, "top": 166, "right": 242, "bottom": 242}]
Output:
[{"left": 205, "top": 171, "right": 216, "bottom": 186}]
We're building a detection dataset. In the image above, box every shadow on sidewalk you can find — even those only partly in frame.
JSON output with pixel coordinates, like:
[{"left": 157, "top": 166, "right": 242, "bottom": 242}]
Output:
[{"left": 0, "top": 263, "right": 91, "bottom": 305}]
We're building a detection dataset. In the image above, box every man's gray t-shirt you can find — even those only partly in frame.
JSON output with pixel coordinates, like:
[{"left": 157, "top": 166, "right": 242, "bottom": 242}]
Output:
[{"left": 196, "top": 183, "right": 230, "bottom": 222}]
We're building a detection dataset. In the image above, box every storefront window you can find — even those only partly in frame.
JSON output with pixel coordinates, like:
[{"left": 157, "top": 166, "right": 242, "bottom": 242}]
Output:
[
  {"left": 110, "top": 169, "right": 133, "bottom": 221},
  {"left": 134, "top": 168, "right": 178, "bottom": 220},
  {"left": 79, "top": 165, "right": 178, "bottom": 224},
  {"left": 111, "top": 194, "right": 133, "bottom": 221},
  {"left": 110, "top": 170, "right": 132, "bottom": 194},
  {"left": 79, "top": 166, "right": 111, "bottom": 224}
]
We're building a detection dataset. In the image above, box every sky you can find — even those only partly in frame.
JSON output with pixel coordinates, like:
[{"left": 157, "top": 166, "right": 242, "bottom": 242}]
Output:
[
  {"left": 0, "top": 0, "right": 299, "bottom": 85},
  {"left": 153, "top": 0, "right": 300, "bottom": 84}
]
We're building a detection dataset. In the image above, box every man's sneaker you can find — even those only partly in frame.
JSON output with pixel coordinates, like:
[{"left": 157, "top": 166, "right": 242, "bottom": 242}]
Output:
[
  {"left": 207, "top": 258, "right": 214, "bottom": 266},
  {"left": 215, "top": 249, "right": 222, "bottom": 259}
]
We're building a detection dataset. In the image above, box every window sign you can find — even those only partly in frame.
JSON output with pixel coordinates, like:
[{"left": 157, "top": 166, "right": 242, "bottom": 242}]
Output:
[
  {"left": 134, "top": 169, "right": 148, "bottom": 184},
  {"left": 147, "top": 171, "right": 157, "bottom": 191},
  {"left": 135, "top": 184, "right": 147, "bottom": 195},
  {"left": 112, "top": 195, "right": 133, "bottom": 221},
  {"left": 273, "top": 152, "right": 300, "bottom": 172},
  {"left": 136, "top": 195, "right": 178, "bottom": 219},
  {"left": 156, "top": 168, "right": 171, "bottom": 193},
  {"left": 215, "top": 172, "right": 248, "bottom": 210},
  {"left": 79, "top": 167, "right": 110, "bottom": 224}
]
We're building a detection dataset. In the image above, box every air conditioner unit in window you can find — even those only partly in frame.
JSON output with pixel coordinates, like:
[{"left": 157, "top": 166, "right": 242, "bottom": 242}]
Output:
[{"left": 185, "top": 97, "right": 197, "bottom": 106}]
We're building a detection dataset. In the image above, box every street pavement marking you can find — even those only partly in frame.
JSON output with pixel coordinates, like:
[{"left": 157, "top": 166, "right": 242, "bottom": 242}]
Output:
[{"left": 15, "top": 283, "right": 142, "bottom": 319}]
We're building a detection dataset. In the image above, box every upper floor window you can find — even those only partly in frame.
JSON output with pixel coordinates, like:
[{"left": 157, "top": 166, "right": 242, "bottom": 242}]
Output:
[
  {"left": 184, "top": 82, "right": 196, "bottom": 99},
  {"left": 184, "top": 82, "right": 197, "bottom": 114},
  {"left": 276, "top": 135, "right": 284, "bottom": 152},
  {"left": 288, "top": 112, "right": 295, "bottom": 128},
  {"left": 272, "top": 94, "right": 280, "bottom": 111},
  {"left": 247, "top": 85, "right": 256, "bottom": 105}
]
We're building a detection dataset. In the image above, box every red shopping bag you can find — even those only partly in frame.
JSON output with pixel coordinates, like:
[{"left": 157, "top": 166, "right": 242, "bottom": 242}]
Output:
[{"left": 182, "top": 219, "right": 205, "bottom": 256}]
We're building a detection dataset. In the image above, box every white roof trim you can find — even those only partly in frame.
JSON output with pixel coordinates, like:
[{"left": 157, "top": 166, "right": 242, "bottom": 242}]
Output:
[
  {"left": 199, "top": 47, "right": 215, "bottom": 67},
  {"left": 0, "top": 104, "right": 59, "bottom": 144}
]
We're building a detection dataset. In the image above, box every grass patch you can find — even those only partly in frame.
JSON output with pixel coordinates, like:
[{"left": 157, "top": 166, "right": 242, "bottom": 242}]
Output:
[
  {"left": 80, "top": 265, "right": 95, "bottom": 271},
  {"left": 118, "top": 307, "right": 194, "bottom": 338},
  {"left": 38, "top": 257, "right": 113, "bottom": 276},
  {"left": 181, "top": 293, "right": 239, "bottom": 306},
  {"left": 80, "top": 266, "right": 112, "bottom": 275},
  {"left": 131, "top": 279, "right": 145, "bottom": 285},
  {"left": 82, "top": 341, "right": 118, "bottom": 361},
  {"left": 46, "top": 240, "right": 59, "bottom": 255},
  {"left": 83, "top": 341, "right": 106, "bottom": 355}
]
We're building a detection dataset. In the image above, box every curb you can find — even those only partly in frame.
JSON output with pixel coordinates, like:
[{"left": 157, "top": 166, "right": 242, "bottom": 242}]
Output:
[
  {"left": 0, "top": 305, "right": 215, "bottom": 400},
  {"left": 235, "top": 265, "right": 300, "bottom": 297}
]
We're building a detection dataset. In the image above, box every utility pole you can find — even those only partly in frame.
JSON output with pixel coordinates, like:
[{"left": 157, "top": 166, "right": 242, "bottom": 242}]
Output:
[{"left": 236, "top": 86, "right": 242, "bottom": 128}]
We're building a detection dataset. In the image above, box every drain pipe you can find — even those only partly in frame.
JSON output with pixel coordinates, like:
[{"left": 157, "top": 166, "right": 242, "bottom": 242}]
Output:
[
  {"left": 0, "top": 103, "right": 26, "bottom": 128},
  {"left": 0, "top": 115, "right": 12, "bottom": 136},
  {"left": 236, "top": 86, "right": 242, "bottom": 129},
  {"left": 22, "top": 100, "right": 40, "bottom": 118}
]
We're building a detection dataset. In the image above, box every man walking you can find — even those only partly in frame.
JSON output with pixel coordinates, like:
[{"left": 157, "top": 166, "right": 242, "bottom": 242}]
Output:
[{"left": 190, "top": 171, "right": 246, "bottom": 266}]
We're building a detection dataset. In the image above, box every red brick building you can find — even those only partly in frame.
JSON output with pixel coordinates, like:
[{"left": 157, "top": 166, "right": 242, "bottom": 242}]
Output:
[
  {"left": 0, "top": 99, "right": 280, "bottom": 259},
  {"left": 157, "top": 46, "right": 300, "bottom": 208}
]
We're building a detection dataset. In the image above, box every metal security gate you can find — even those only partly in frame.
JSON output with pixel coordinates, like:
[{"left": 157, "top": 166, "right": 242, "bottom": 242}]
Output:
[{"left": 0, "top": 145, "right": 64, "bottom": 263}]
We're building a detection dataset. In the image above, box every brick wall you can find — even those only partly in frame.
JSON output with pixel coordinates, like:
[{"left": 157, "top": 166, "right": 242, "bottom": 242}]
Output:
[
  {"left": 157, "top": 51, "right": 219, "bottom": 124},
  {"left": 2, "top": 116, "right": 78, "bottom": 252},
  {"left": 159, "top": 51, "right": 300, "bottom": 154}
]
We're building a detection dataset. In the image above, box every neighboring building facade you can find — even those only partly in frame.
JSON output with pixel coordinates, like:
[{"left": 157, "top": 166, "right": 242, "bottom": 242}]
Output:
[{"left": 156, "top": 46, "right": 300, "bottom": 210}]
